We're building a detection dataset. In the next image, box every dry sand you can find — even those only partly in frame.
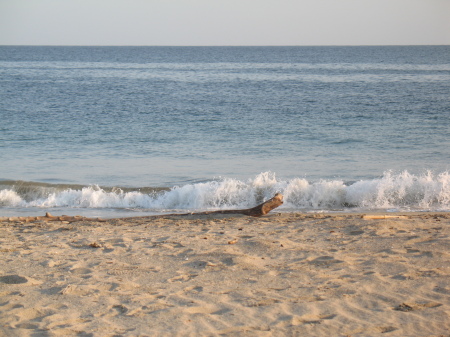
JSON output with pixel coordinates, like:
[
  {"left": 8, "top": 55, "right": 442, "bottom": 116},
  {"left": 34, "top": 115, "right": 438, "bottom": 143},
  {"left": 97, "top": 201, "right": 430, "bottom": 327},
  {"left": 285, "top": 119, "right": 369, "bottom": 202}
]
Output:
[{"left": 0, "top": 212, "right": 449, "bottom": 337}]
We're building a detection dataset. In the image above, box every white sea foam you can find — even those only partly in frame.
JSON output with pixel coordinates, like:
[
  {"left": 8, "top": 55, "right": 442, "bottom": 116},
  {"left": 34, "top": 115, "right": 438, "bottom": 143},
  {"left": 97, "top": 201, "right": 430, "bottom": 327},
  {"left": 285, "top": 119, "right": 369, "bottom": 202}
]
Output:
[
  {"left": 1, "top": 171, "right": 449, "bottom": 213},
  {"left": 0, "top": 189, "right": 23, "bottom": 207}
]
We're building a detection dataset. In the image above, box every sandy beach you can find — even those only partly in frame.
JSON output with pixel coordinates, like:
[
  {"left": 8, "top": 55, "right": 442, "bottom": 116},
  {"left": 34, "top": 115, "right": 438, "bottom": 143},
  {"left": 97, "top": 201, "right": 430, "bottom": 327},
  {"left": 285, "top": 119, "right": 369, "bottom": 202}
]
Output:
[{"left": 0, "top": 212, "right": 449, "bottom": 337}]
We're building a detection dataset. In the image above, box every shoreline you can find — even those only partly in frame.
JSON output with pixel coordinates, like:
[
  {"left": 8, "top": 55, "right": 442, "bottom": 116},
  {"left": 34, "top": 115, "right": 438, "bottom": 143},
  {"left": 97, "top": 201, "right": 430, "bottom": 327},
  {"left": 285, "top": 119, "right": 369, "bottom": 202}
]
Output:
[
  {"left": 1, "top": 212, "right": 449, "bottom": 336},
  {"left": 1, "top": 209, "right": 449, "bottom": 221}
]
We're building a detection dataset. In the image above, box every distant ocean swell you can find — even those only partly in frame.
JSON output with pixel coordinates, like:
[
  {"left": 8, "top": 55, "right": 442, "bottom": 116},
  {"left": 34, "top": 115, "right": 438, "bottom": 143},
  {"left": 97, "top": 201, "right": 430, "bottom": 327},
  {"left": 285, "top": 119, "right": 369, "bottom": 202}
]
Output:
[{"left": 1, "top": 171, "right": 449, "bottom": 213}]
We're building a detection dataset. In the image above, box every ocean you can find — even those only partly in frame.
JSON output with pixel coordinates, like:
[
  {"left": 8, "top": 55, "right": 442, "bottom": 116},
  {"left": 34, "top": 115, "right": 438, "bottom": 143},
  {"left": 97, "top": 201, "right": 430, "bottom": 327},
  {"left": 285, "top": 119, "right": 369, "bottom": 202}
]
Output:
[{"left": 1, "top": 46, "right": 449, "bottom": 217}]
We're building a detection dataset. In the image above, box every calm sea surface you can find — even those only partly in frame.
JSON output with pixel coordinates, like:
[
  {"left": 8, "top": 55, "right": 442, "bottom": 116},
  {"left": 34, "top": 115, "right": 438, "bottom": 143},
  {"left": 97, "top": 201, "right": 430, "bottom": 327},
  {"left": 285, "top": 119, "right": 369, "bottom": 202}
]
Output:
[{"left": 1, "top": 46, "right": 449, "bottom": 216}]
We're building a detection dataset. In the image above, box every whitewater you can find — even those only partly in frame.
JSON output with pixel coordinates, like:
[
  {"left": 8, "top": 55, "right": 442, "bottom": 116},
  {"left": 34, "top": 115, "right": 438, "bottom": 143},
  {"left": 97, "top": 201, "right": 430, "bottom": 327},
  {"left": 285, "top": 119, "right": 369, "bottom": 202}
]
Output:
[{"left": 1, "top": 171, "right": 449, "bottom": 218}]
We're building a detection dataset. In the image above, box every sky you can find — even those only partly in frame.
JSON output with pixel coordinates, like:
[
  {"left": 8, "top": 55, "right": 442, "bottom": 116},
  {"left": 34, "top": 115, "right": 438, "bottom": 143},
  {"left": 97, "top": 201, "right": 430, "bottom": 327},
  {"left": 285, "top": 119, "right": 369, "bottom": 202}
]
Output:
[{"left": 1, "top": 0, "right": 449, "bottom": 46}]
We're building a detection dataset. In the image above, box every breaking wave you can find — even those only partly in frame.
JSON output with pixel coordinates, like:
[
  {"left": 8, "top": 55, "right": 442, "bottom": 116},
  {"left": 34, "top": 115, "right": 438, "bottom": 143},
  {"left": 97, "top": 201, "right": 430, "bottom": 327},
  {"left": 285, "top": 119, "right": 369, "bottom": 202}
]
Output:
[{"left": 1, "top": 171, "right": 449, "bottom": 214}]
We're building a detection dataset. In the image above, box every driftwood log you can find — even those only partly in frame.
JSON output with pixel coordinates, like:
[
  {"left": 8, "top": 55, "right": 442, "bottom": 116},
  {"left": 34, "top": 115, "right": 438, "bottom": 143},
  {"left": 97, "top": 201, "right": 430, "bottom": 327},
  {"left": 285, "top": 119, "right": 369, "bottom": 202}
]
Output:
[
  {"left": 200, "top": 192, "right": 284, "bottom": 217},
  {"left": 1, "top": 193, "right": 284, "bottom": 223}
]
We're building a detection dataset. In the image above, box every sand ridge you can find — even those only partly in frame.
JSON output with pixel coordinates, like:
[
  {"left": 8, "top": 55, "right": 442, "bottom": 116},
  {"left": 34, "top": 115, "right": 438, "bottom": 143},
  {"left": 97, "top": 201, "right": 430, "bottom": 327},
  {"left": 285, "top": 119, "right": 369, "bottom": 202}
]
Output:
[{"left": 0, "top": 212, "right": 449, "bottom": 336}]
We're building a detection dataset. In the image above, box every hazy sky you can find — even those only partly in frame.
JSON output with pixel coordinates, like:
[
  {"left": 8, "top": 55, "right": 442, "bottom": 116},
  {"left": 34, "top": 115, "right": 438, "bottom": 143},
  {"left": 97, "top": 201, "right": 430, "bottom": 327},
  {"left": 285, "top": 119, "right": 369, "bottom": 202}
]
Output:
[{"left": 1, "top": 0, "right": 449, "bottom": 46}]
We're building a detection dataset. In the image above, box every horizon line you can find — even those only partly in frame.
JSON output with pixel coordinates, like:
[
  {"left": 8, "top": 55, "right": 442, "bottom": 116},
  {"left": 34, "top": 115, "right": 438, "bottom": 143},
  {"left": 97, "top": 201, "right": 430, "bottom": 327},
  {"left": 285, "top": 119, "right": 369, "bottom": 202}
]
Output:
[{"left": 1, "top": 44, "right": 449, "bottom": 48}]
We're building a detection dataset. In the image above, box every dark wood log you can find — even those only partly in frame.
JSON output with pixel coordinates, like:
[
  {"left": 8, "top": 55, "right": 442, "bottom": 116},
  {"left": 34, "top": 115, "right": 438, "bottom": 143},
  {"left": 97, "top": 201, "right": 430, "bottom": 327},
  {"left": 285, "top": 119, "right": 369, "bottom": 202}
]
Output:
[
  {"left": 0, "top": 193, "right": 284, "bottom": 223},
  {"left": 200, "top": 192, "right": 284, "bottom": 217}
]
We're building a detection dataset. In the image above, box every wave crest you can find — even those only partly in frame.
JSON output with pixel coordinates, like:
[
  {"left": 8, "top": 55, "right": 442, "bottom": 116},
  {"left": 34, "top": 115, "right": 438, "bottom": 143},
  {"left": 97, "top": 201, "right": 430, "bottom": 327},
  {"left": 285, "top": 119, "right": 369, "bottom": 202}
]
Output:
[{"left": 1, "top": 171, "right": 449, "bottom": 212}]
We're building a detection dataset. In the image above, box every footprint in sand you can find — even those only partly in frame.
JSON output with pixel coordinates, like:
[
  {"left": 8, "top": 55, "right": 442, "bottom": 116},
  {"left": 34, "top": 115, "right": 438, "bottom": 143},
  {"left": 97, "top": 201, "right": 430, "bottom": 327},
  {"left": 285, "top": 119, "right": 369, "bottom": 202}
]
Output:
[
  {"left": 0, "top": 275, "right": 28, "bottom": 284},
  {"left": 244, "top": 297, "right": 280, "bottom": 307},
  {"left": 308, "top": 256, "right": 344, "bottom": 267},
  {"left": 376, "top": 326, "right": 398, "bottom": 333},
  {"left": 183, "top": 285, "right": 204, "bottom": 293},
  {"left": 394, "top": 302, "right": 442, "bottom": 312},
  {"left": 348, "top": 230, "right": 365, "bottom": 236},
  {"left": 69, "top": 267, "right": 94, "bottom": 280},
  {"left": 60, "top": 284, "right": 99, "bottom": 296},
  {"left": 0, "top": 275, "right": 41, "bottom": 286},
  {"left": 183, "top": 260, "right": 209, "bottom": 270},
  {"left": 276, "top": 313, "right": 337, "bottom": 327},
  {"left": 107, "top": 266, "right": 142, "bottom": 276},
  {"left": 168, "top": 273, "right": 198, "bottom": 283},
  {"left": 112, "top": 304, "right": 128, "bottom": 314}
]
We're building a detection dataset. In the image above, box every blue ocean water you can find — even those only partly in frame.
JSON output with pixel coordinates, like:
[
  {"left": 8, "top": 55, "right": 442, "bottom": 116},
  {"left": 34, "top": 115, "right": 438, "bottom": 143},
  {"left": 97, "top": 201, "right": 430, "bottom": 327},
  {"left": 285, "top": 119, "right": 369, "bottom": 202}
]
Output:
[{"left": 1, "top": 46, "right": 449, "bottom": 217}]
